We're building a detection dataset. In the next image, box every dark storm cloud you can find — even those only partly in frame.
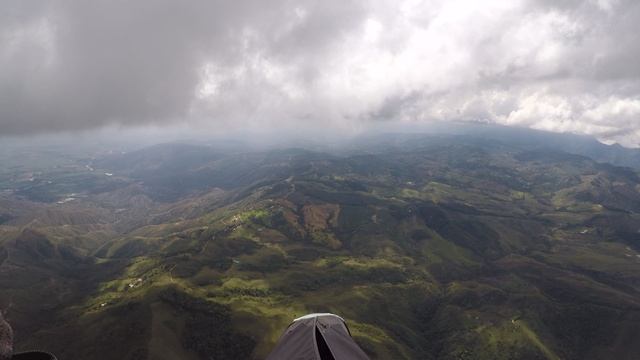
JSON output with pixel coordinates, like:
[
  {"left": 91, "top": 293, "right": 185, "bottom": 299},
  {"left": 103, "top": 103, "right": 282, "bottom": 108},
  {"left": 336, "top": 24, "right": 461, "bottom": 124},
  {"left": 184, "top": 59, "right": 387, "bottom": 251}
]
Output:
[
  {"left": 0, "top": 0, "right": 367, "bottom": 134},
  {"left": 1, "top": 0, "right": 640, "bottom": 145}
]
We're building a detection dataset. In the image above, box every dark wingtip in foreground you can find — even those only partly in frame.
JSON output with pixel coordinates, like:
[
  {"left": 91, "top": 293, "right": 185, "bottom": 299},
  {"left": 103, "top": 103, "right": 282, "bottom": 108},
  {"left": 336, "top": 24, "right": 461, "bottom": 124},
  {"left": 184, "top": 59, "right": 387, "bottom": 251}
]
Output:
[
  {"left": 10, "top": 352, "right": 57, "bottom": 360},
  {"left": 1, "top": 312, "right": 56, "bottom": 360},
  {"left": 267, "top": 313, "right": 370, "bottom": 360}
]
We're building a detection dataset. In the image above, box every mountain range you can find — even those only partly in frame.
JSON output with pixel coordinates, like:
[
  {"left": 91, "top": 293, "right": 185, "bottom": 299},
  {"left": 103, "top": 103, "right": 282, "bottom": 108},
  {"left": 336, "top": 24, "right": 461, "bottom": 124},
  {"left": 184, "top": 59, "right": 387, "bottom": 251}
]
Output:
[{"left": 1, "top": 127, "right": 640, "bottom": 359}]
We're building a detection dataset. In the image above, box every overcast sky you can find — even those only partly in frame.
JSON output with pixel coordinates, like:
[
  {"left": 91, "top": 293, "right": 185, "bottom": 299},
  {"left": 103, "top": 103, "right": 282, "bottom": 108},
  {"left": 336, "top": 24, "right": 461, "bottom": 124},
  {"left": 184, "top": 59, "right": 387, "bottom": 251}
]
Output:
[{"left": 1, "top": 0, "right": 639, "bottom": 145}]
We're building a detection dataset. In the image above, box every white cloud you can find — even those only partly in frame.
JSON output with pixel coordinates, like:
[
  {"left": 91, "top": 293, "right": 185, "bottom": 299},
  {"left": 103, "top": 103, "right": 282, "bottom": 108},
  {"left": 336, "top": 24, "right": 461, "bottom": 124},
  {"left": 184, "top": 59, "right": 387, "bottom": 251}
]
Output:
[{"left": 1, "top": 0, "right": 639, "bottom": 146}]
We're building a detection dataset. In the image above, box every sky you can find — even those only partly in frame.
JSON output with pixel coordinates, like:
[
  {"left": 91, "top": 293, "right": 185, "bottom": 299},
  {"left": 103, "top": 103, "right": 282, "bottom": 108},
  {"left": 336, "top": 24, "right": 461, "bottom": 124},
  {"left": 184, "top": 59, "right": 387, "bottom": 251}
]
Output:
[{"left": 1, "top": 0, "right": 640, "bottom": 146}]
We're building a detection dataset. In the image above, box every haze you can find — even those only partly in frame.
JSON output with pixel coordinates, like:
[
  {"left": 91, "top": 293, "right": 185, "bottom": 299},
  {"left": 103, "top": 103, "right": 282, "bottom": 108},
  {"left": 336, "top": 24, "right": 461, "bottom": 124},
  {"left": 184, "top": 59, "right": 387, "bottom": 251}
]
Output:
[{"left": 5, "top": 2, "right": 640, "bottom": 358}]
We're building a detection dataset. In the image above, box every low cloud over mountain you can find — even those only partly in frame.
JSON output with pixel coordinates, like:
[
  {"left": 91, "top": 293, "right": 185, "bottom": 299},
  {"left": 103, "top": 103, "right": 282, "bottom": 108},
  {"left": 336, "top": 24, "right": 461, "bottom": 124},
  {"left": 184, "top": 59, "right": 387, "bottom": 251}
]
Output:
[{"left": 2, "top": 0, "right": 640, "bottom": 146}]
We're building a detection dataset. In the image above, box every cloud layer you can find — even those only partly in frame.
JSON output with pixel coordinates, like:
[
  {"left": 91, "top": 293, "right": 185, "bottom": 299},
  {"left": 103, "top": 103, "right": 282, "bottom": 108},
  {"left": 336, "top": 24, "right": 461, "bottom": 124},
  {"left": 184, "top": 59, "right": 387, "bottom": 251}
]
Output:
[{"left": 1, "top": 0, "right": 639, "bottom": 145}]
